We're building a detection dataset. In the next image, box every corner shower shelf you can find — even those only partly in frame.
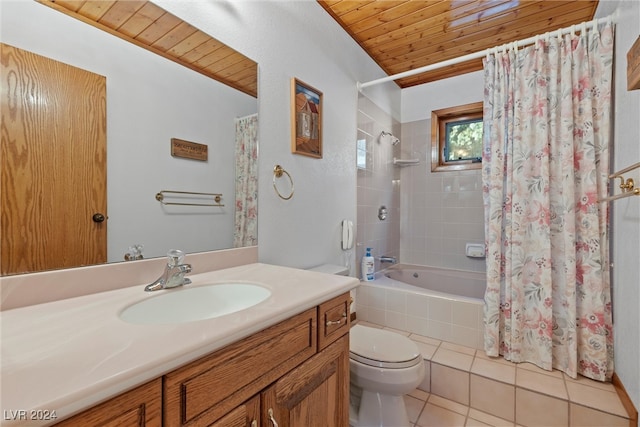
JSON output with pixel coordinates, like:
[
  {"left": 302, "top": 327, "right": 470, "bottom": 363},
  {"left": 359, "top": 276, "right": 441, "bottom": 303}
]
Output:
[{"left": 393, "top": 157, "right": 420, "bottom": 166}]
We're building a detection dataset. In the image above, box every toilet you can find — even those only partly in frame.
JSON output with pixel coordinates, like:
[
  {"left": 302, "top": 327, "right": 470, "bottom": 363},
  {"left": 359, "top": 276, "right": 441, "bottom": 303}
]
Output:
[
  {"left": 349, "top": 325, "right": 424, "bottom": 427},
  {"left": 307, "top": 264, "right": 424, "bottom": 427}
]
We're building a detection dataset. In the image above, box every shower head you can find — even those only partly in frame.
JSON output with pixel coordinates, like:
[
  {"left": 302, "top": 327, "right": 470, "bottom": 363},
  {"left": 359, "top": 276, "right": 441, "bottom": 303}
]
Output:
[{"left": 380, "top": 131, "right": 400, "bottom": 146}]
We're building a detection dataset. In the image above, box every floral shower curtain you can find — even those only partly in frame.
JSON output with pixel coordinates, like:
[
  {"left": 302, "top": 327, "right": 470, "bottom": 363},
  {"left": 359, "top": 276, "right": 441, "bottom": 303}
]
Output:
[
  {"left": 234, "top": 114, "right": 258, "bottom": 247},
  {"left": 482, "top": 22, "right": 614, "bottom": 381}
]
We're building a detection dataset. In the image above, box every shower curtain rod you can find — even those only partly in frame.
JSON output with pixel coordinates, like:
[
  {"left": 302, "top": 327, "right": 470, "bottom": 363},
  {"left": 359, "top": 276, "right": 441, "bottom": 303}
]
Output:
[{"left": 357, "top": 14, "right": 614, "bottom": 91}]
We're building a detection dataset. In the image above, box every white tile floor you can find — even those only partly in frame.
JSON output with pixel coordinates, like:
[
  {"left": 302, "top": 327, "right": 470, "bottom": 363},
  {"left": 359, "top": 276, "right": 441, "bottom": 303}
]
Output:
[{"left": 356, "top": 321, "right": 634, "bottom": 427}]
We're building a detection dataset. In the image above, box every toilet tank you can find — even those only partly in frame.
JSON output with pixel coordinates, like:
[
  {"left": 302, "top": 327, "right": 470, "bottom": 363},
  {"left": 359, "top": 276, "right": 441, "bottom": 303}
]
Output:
[{"left": 307, "top": 264, "right": 349, "bottom": 276}]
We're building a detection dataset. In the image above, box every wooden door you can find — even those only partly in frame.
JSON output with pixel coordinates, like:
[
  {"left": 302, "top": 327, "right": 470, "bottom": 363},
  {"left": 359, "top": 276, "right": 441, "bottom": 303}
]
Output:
[
  {"left": 1, "top": 43, "right": 107, "bottom": 275},
  {"left": 261, "top": 335, "right": 349, "bottom": 427}
]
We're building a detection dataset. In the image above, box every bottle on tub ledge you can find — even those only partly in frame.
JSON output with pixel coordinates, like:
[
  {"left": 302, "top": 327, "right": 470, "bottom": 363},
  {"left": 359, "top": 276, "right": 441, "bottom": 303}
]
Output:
[{"left": 361, "top": 247, "right": 375, "bottom": 281}]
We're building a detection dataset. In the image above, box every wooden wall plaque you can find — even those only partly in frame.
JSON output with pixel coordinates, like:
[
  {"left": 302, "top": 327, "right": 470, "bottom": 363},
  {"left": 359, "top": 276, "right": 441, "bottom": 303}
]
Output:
[
  {"left": 171, "top": 138, "right": 208, "bottom": 161},
  {"left": 628, "top": 36, "right": 640, "bottom": 91}
]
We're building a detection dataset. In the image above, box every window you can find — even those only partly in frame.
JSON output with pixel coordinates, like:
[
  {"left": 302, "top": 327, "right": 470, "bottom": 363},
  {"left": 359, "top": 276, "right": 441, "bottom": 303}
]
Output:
[
  {"left": 356, "top": 138, "right": 367, "bottom": 170},
  {"left": 431, "top": 102, "right": 483, "bottom": 172}
]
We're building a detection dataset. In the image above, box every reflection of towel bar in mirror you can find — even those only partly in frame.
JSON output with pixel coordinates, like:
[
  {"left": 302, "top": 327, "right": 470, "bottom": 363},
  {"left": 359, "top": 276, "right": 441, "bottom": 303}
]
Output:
[{"left": 155, "top": 190, "right": 224, "bottom": 207}]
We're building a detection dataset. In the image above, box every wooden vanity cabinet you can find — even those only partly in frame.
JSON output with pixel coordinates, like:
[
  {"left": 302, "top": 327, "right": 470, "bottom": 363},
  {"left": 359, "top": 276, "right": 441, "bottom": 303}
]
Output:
[
  {"left": 163, "top": 308, "right": 318, "bottom": 426},
  {"left": 54, "top": 292, "right": 351, "bottom": 427},
  {"left": 318, "top": 293, "right": 351, "bottom": 350},
  {"left": 209, "top": 396, "right": 260, "bottom": 427},
  {"left": 261, "top": 335, "right": 349, "bottom": 427},
  {"left": 54, "top": 378, "right": 162, "bottom": 427},
  {"left": 211, "top": 336, "right": 349, "bottom": 427},
  {"left": 164, "top": 292, "right": 351, "bottom": 427}
]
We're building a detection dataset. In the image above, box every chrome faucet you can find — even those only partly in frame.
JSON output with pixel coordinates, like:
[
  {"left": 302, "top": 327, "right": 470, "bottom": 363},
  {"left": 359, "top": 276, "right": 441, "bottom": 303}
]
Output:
[
  {"left": 379, "top": 256, "right": 397, "bottom": 264},
  {"left": 145, "top": 249, "right": 192, "bottom": 292}
]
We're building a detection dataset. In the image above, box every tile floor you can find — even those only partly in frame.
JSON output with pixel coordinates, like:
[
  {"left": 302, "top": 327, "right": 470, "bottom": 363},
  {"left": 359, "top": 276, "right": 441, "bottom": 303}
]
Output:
[{"left": 356, "top": 321, "right": 634, "bottom": 427}]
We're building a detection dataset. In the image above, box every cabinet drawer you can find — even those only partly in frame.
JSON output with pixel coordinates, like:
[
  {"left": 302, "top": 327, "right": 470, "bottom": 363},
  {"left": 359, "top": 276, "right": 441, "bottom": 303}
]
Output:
[
  {"left": 317, "top": 292, "right": 351, "bottom": 350},
  {"left": 164, "top": 308, "right": 317, "bottom": 426},
  {"left": 55, "top": 378, "right": 162, "bottom": 427}
]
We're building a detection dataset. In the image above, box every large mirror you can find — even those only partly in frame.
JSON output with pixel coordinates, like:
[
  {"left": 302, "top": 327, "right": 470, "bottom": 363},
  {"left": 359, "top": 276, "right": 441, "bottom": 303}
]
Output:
[{"left": 0, "top": 1, "right": 258, "bottom": 275}]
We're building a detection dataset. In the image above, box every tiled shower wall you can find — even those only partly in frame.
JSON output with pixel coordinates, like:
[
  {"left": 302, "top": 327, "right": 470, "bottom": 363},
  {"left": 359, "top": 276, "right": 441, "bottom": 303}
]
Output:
[
  {"left": 356, "top": 100, "right": 486, "bottom": 276},
  {"left": 356, "top": 95, "right": 401, "bottom": 278},
  {"left": 399, "top": 119, "right": 486, "bottom": 273}
]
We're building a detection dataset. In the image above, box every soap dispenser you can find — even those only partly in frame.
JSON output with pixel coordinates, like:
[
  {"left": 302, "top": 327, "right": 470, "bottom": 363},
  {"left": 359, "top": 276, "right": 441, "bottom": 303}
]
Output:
[{"left": 361, "top": 248, "right": 375, "bottom": 281}]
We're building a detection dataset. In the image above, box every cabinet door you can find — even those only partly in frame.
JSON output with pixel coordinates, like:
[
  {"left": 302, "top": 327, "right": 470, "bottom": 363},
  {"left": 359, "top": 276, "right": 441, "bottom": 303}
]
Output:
[
  {"left": 54, "top": 378, "right": 161, "bottom": 426},
  {"left": 210, "top": 396, "right": 260, "bottom": 427},
  {"left": 261, "top": 335, "right": 349, "bottom": 427},
  {"left": 164, "top": 308, "right": 316, "bottom": 426}
]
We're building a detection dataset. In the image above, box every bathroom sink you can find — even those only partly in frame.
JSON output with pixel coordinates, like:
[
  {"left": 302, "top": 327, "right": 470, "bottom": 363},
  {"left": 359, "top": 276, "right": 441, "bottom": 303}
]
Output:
[{"left": 119, "top": 283, "right": 271, "bottom": 324}]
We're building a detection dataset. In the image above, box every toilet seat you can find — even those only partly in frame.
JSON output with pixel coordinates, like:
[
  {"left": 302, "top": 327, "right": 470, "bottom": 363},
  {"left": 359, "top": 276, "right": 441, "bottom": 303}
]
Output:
[{"left": 350, "top": 325, "right": 423, "bottom": 369}]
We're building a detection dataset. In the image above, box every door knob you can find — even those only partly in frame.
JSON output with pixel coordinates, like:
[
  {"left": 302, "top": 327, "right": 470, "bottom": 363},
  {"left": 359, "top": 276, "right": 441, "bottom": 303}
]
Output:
[{"left": 92, "top": 213, "right": 106, "bottom": 223}]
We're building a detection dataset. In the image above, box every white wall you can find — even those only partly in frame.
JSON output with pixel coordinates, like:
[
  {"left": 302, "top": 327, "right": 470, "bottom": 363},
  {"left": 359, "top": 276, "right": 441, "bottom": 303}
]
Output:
[
  {"left": 595, "top": 0, "right": 640, "bottom": 409},
  {"left": 1, "top": 0, "right": 257, "bottom": 262},
  {"left": 157, "top": 0, "right": 399, "bottom": 270},
  {"left": 401, "top": 71, "right": 484, "bottom": 122}
]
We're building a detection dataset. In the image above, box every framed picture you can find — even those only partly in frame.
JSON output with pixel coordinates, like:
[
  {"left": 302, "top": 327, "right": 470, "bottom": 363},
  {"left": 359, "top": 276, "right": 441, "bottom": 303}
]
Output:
[{"left": 291, "top": 78, "right": 322, "bottom": 158}]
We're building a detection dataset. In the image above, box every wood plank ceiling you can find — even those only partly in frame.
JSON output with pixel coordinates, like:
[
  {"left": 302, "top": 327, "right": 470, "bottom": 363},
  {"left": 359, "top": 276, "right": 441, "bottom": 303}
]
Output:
[
  {"left": 318, "top": 0, "right": 599, "bottom": 88},
  {"left": 36, "top": 0, "right": 258, "bottom": 98}
]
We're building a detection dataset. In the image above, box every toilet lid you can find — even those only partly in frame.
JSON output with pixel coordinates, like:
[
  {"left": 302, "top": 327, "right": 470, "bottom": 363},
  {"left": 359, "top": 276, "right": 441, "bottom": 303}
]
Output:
[{"left": 349, "top": 325, "right": 423, "bottom": 369}]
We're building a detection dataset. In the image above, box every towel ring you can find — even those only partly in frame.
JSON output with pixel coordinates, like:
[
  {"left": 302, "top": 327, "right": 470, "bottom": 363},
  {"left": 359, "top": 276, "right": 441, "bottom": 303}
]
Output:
[{"left": 273, "top": 165, "right": 294, "bottom": 200}]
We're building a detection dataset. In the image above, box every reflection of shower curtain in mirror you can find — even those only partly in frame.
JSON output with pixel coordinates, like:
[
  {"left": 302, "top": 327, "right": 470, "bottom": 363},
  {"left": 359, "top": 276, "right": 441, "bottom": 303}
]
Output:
[{"left": 234, "top": 114, "right": 258, "bottom": 247}]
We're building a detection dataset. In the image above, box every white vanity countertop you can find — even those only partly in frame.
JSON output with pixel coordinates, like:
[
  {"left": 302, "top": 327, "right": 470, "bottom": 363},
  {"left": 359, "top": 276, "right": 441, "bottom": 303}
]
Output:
[{"left": 0, "top": 263, "right": 358, "bottom": 426}]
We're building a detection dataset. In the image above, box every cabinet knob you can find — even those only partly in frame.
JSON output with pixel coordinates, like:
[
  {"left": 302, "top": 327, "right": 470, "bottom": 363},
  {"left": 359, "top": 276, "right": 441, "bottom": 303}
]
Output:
[
  {"left": 92, "top": 213, "right": 106, "bottom": 223},
  {"left": 250, "top": 421, "right": 257, "bottom": 427},
  {"left": 267, "top": 408, "right": 279, "bottom": 427}
]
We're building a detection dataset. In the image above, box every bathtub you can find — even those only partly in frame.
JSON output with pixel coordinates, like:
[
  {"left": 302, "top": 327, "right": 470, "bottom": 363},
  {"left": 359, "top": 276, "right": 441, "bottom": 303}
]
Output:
[{"left": 355, "top": 264, "right": 486, "bottom": 349}]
